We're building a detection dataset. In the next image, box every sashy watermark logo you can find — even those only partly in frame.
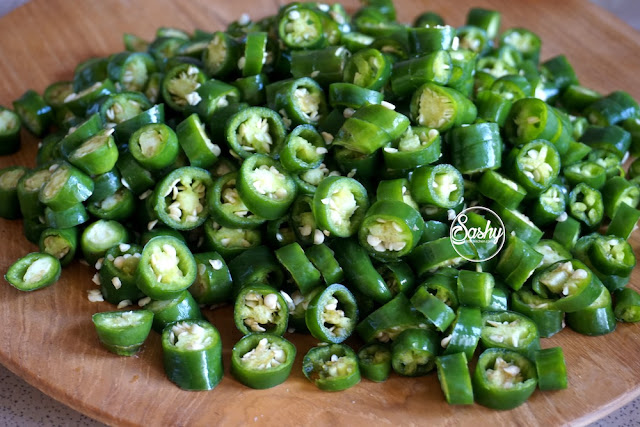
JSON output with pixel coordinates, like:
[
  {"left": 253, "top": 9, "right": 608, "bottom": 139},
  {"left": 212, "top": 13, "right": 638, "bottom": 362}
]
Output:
[{"left": 449, "top": 206, "right": 506, "bottom": 262}]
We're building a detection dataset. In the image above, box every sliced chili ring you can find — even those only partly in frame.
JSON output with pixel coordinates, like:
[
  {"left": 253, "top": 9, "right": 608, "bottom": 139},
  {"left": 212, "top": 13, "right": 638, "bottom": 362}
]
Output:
[
  {"left": 357, "top": 200, "right": 424, "bottom": 261},
  {"left": 153, "top": 166, "right": 212, "bottom": 231},
  {"left": 231, "top": 334, "right": 296, "bottom": 389},
  {"left": 302, "top": 343, "right": 361, "bottom": 391},
  {"left": 312, "top": 176, "right": 369, "bottom": 238},
  {"left": 237, "top": 154, "right": 297, "bottom": 220},
  {"left": 5, "top": 252, "right": 61, "bottom": 292},
  {"left": 532, "top": 259, "right": 601, "bottom": 312},
  {"left": 306, "top": 284, "right": 358, "bottom": 344},
  {"left": 225, "top": 106, "right": 286, "bottom": 159},
  {"left": 136, "top": 236, "right": 197, "bottom": 301},
  {"left": 234, "top": 283, "right": 289, "bottom": 336}
]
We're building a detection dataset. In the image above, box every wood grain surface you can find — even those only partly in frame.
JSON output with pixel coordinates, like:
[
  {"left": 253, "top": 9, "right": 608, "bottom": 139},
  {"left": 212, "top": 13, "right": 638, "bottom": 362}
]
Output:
[{"left": 1, "top": 0, "right": 640, "bottom": 426}]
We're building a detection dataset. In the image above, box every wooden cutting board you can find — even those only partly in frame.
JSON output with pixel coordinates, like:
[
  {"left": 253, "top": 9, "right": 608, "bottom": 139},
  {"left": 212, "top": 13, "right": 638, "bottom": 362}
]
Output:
[{"left": 1, "top": 0, "right": 640, "bottom": 425}]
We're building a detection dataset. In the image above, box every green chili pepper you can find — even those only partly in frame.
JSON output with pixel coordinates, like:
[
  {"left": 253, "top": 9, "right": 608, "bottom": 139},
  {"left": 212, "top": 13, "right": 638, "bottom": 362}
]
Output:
[
  {"left": 275, "top": 242, "right": 322, "bottom": 295},
  {"left": 568, "top": 183, "right": 603, "bottom": 229},
  {"left": 225, "top": 107, "right": 287, "bottom": 159},
  {"left": 44, "top": 203, "right": 89, "bottom": 230},
  {"left": 449, "top": 122, "right": 502, "bottom": 174},
  {"left": 0, "top": 166, "right": 27, "bottom": 219},
  {"left": 532, "top": 259, "right": 601, "bottom": 312},
  {"left": 328, "top": 82, "right": 383, "bottom": 109},
  {"left": 67, "top": 129, "right": 119, "bottom": 176},
  {"left": 153, "top": 166, "right": 212, "bottom": 231},
  {"left": 332, "top": 117, "right": 389, "bottom": 156},
  {"left": 72, "top": 57, "right": 109, "bottom": 91},
  {"left": 408, "top": 26, "right": 456, "bottom": 55},
  {"left": 408, "top": 237, "right": 473, "bottom": 278},
  {"left": 435, "top": 352, "right": 474, "bottom": 405},
  {"left": 43, "top": 81, "right": 74, "bottom": 115},
  {"left": 411, "top": 284, "right": 455, "bottom": 332},
  {"left": 613, "top": 288, "right": 640, "bottom": 322},
  {"left": 87, "top": 187, "right": 135, "bottom": 222},
  {"left": 607, "top": 203, "right": 640, "bottom": 240},
  {"left": 146, "top": 290, "right": 203, "bottom": 333},
  {"left": 80, "top": 219, "right": 129, "bottom": 265},
  {"left": 113, "top": 104, "right": 165, "bottom": 147},
  {"left": 473, "top": 348, "right": 537, "bottom": 410},
  {"left": 553, "top": 216, "right": 581, "bottom": 251},
  {"left": 566, "top": 285, "right": 616, "bottom": 336},
  {"left": 534, "top": 347, "right": 568, "bottom": 391},
  {"left": 563, "top": 161, "right": 606, "bottom": 190},
  {"left": 480, "top": 311, "right": 540, "bottom": 358},
  {"left": 12, "top": 89, "right": 53, "bottom": 137},
  {"left": 93, "top": 92, "right": 152, "bottom": 129},
  {"left": 231, "top": 334, "right": 296, "bottom": 389},
  {"left": 414, "top": 11, "right": 445, "bottom": 27},
  {"left": 587, "top": 235, "right": 636, "bottom": 277},
  {"left": 305, "top": 243, "right": 344, "bottom": 285},
  {"left": 236, "top": 154, "right": 297, "bottom": 220},
  {"left": 457, "top": 270, "right": 495, "bottom": 309},
  {"left": 534, "top": 239, "right": 572, "bottom": 272},
  {"left": 580, "top": 125, "right": 631, "bottom": 158},
  {"left": 189, "top": 252, "right": 233, "bottom": 305},
  {"left": 486, "top": 281, "right": 510, "bottom": 312},
  {"left": 602, "top": 177, "right": 640, "bottom": 219},
  {"left": 492, "top": 204, "right": 542, "bottom": 246},
  {"left": 356, "top": 293, "right": 428, "bottom": 343},
  {"left": 5, "top": 252, "right": 61, "bottom": 291},
  {"left": 391, "top": 50, "right": 452, "bottom": 97},
  {"left": 228, "top": 245, "right": 284, "bottom": 291},
  {"left": 410, "top": 82, "right": 477, "bottom": 132},
  {"left": 312, "top": 176, "right": 369, "bottom": 238},
  {"left": 202, "top": 31, "right": 240, "bottom": 78},
  {"left": 495, "top": 235, "right": 543, "bottom": 291},
  {"left": 358, "top": 343, "right": 392, "bottom": 382},
  {"left": 291, "top": 46, "right": 349, "bottom": 87},
  {"left": 560, "top": 140, "right": 592, "bottom": 166},
  {"left": 38, "top": 227, "right": 77, "bottom": 267},
  {"left": 64, "top": 80, "right": 116, "bottom": 117},
  {"left": 410, "top": 164, "right": 464, "bottom": 208},
  {"left": 97, "top": 243, "right": 143, "bottom": 305},
  {"left": 383, "top": 126, "right": 441, "bottom": 171},
  {"left": 233, "top": 73, "right": 269, "bottom": 106},
  {"left": 207, "top": 172, "right": 266, "bottom": 230},
  {"left": 306, "top": 284, "right": 358, "bottom": 343},
  {"left": 129, "top": 124, "right": 179, "bottom": 171},
  {"left": 234, "top": 283, "right": 289, "bottom": 335},
  {"left": 584, "top": 90, "right": 639, "bottom": 126},
  {"left": 39, "top": 163, "right": 94, "bottom": 211},
  {"left": 162, "top": 320, "right": 223, "bottom": 390},
  {"left": 161, "top": 63, "right": 206, "bottom": 112},
  {"left": 266, "top": 77, "right": 327, "bottom": 127},
  {"left": 343, "top": 48, "right": 391, "bottom": 91},
  {"left": 278, "top": 6, "right": 326, "bottom": 50},
  {"left": 36, "top": 131, "right": 65, "bottom": 166},
  {"left": 475, "top": 90, "right": 512, "bottom": 127},
  {"left": 442, "top": 306, "right": 482, "bottom": 360},
  {"left": 302, "top": 343, "right": 360, "bottom": 391},
  {"left": 477, "top": 170, "right": 526, "bottom": 209},
  {"left": 506, "top": 139, "right": 560, "bottom": 195},
  {"left": 279, "top": 125, "right": 327, "bottom": 173},
  {"left": 136, "top": 236, "right": 197, "bottom": 300},
  {"left": 391, "top": 328, "right": 439, "bottom": 377},
  {"left": 358, "top": 200, "right": 423, "bottom": 261},
  {"left": 60, "top": 115, "right": 103, "bottom": 155},
  {"left": 0, "top": 106, "right": 21, "bottom": 155},
  {"left": 333, "top": 238, "right": 393, "bottom": 304},
  {"left": 92, "top": 310, "right": 153, "bottom": 356}
]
